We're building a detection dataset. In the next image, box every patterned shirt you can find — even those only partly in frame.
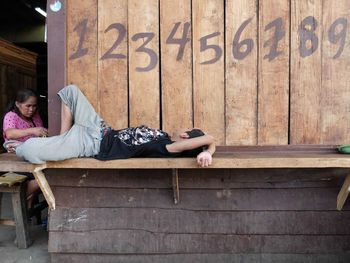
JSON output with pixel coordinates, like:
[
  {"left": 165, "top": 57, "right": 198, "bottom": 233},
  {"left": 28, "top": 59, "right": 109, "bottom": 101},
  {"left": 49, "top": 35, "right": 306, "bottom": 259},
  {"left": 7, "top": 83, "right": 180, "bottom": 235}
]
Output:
[{"left": 3, "top": 111, "right": 43, "bottom": 142}]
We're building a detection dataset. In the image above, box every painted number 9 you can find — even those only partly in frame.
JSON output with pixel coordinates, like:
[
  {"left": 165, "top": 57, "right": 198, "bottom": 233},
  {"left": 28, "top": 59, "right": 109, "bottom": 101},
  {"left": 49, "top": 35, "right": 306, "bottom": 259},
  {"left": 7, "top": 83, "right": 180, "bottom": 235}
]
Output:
[{"left": 328, "top": 17, "right": 348, "bottom": 59}]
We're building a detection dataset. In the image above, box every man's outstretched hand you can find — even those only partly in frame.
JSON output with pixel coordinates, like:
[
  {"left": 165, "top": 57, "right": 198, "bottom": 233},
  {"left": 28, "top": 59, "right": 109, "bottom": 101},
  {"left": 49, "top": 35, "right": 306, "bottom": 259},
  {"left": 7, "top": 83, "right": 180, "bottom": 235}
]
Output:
[{"left": 197, "top": 151, "right": 212, "bottom": 167}]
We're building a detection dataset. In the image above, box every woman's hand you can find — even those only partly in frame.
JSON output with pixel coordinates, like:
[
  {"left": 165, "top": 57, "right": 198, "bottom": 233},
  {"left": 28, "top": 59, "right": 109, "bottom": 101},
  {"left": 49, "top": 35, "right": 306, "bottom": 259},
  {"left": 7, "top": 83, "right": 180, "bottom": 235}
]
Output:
[
  {"left": 197, "top": 151, "right": 212, "bottom": 167},
  {"left": 30, "top": 127, "right": 48, "bottom": 137}
]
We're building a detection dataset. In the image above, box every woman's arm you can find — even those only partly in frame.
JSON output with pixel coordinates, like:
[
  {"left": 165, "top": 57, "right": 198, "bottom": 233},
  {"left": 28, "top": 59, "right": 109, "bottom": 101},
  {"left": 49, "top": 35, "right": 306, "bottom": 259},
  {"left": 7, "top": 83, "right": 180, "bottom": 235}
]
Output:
[{"left": 4, "top": 127, "right": 48, "bottom": 139}]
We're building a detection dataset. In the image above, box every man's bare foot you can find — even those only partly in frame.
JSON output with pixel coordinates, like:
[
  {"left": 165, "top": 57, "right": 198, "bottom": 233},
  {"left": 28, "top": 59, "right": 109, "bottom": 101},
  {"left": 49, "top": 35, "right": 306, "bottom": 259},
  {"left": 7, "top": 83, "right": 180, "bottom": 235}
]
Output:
[{"left": 3, "top": 140, "right": 23, "bottom": 153}]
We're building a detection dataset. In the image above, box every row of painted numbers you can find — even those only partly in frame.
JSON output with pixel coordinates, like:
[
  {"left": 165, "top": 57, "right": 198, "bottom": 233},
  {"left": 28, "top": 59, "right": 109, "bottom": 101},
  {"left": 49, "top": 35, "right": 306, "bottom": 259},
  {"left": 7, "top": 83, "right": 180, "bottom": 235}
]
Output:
[{"left": 70, "top": 16, "right": 348, "bottom": 72}]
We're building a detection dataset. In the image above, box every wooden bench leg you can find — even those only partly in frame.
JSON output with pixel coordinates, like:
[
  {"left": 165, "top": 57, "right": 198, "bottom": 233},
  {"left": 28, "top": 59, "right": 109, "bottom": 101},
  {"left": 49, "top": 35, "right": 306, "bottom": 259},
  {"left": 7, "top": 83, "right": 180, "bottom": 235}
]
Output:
[
  {"left": 337, "top": 174, "right": 350, "bottom": 211},
  {"left": 172, "top": 169, "right": 179, "bottom": 205},
  {"left": 11, "top": 183, "right": 32, "bottom": 248},
  {"left": 0, "top": 192, "right": 2, "bottom": 219},
  {"left": 32, "top": 165, "right": 56, "bottom": 210}
]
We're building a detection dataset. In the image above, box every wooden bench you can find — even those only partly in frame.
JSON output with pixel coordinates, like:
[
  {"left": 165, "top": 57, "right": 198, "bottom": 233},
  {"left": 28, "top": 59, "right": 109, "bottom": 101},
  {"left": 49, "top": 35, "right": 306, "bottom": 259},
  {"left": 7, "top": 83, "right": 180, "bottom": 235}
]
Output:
[
  {"left": 1, "top": 146, "right": 350, "bottom": 211},
  {"left": 0, "top": 172, "right": 32, "bottom": 248}
]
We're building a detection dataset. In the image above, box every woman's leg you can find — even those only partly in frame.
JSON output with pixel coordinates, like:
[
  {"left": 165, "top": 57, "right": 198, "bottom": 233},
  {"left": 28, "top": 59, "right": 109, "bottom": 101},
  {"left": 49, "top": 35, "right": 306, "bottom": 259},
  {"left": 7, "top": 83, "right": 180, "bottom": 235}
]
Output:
[{"left": 26, "top": 179, "right": 40, "bottom": 209}]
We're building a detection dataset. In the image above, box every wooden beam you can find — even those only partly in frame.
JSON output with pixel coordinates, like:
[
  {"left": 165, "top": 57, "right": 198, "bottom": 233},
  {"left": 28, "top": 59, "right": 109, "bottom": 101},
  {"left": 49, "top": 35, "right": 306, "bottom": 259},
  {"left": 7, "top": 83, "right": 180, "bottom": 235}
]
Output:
[
  {"left": 337, "top": 174, "right": 350, "bottom": 211},
  {"left": 44, "top": 154, "right": 350, "bottom": 169},
  {"left": 32, "top": 165, "right": 56, "bottom": 210},
  {"left": 172, "top": 169, "right": 180, "bottom": 205}
]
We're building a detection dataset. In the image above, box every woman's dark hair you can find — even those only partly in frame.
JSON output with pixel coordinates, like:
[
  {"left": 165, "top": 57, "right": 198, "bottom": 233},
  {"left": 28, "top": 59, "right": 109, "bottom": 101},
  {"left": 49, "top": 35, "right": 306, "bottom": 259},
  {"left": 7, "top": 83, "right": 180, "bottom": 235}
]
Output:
[
  {"left": 181, "top": 128, "right": 206, "bottom": 157},
  {"left": 4, "top": 88, "right": 38, "bottom": 115}
]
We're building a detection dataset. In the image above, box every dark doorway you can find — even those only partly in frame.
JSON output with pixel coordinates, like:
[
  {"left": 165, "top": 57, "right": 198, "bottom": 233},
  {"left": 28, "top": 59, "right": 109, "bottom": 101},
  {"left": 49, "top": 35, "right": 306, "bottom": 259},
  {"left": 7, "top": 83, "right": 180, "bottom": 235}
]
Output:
[{"left": 0, "top": 0, "right": 47, "bottom": 150}]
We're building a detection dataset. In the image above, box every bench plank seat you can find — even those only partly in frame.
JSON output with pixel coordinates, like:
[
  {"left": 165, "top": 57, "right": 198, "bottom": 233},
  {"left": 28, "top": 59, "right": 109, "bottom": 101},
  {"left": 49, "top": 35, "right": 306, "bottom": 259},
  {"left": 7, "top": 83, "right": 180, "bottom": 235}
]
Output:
[{"left": 0, "top": 145, "right": 349, "bottom": 211}]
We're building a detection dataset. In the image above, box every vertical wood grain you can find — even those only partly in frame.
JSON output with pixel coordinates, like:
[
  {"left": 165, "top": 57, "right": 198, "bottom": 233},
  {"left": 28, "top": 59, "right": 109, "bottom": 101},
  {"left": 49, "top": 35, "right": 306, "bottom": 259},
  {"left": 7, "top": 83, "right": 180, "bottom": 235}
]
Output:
[
  {"left": 66, "top": 0, "right": 98, "bottom": 110},
  {"left": 192, "top": 0, "right": 225, "bottom": 144},
  {"left": 128, "top": 0, "right": 160, "bottom": 128},
  {"left": 160, "top": 0, "right": 193, "bottom": 136},
  {"left": 321, "top": 0, "right": 350, "bottom": 144},
  {"left": 98, "top": 0, "right": 128, "bottom": 129},
  {"left": 290, "top": 0, "right": 322, "bottom": 144},
  {"left": 225, "top": 0, "right": 258, "bottom": 145},
  {"left": 258, "top": 0, "right": 290, "bottom": 145}
]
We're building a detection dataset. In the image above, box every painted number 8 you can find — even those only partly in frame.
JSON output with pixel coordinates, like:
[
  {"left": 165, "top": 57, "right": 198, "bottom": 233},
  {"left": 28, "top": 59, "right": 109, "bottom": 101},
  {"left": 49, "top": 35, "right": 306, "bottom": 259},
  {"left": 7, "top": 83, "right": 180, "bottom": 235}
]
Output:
[{"left": 299, "top": 16, "right": 319, "bottom": 58}]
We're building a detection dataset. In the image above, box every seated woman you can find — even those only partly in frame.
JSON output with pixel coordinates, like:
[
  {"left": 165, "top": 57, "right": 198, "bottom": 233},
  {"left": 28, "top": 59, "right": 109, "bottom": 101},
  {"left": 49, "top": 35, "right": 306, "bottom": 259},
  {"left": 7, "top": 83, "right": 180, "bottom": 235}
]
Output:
[
  {"left": 2, "top": 88, "right": 48, "bottom": 208},
  {"left": 11, "top": 85, "right": 215, "bottom": 167}
]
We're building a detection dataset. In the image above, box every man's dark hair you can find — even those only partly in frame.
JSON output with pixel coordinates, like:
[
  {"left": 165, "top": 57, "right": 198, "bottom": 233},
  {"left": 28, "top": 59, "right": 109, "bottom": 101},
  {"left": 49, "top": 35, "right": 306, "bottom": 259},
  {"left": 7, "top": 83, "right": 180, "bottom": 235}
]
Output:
[
  {"left": 186, "top": 128, "right": 205, "bottom": 138},
  {"left": 181, "top": 128, "right": 206, "bottom": 157}
]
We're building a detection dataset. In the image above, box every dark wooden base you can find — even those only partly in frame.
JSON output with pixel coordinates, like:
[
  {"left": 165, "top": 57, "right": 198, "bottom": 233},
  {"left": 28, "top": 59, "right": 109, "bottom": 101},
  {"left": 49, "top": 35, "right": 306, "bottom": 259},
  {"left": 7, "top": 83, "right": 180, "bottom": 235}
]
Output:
[{"left": 46, "top": 168, "right": 350, "bottom": 261}]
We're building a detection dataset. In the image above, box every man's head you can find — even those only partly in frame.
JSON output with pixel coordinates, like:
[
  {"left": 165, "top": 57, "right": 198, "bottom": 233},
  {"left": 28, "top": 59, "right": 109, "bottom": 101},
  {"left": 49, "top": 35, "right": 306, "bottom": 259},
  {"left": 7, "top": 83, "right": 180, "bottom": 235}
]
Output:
[
  {"left": 176, "top": 128, "right": 205, "bottom": 140},
  {"left": 186, "top": 128, "right": 205, "bottom": 138},
  {"left": 179, "top": 128, "right": 206, "bottom": 157}
]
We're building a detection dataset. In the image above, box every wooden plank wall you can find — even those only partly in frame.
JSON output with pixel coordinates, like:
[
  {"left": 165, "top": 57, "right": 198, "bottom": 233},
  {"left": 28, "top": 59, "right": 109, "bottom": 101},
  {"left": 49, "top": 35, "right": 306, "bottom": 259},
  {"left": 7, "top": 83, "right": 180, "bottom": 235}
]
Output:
[
  {"left": 47, "top": 169, "right": 350, "bottom": 262},
  {"left": 64, "top": 0, "right": 350, "bottom": 145}
]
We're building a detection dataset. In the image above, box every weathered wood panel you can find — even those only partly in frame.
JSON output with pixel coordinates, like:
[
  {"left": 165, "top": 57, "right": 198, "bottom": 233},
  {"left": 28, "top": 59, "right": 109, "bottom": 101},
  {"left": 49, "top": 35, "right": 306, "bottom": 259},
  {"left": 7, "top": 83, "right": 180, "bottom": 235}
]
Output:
[
  {"left": 225, "top": 0, "right": 258, "bottom": 145},
  {"left": 321, "top": 0, "right": 350, "bottom": 144},
  {"left": 290, "top": 0, "right": 322, "bottom": 144},
  {"left": 192, "top": 0, "right": 225, "bottom": 144},
  {"left": 49, "top": 1, "right": 350, "bottom": 145},
  {"left": 45, "top": 168, "right": 345, "bottom": 189},
  {"left": 160, "top": 0, "right": 193, "bottom": 136},
  {"left": 49, "top": 231, "right": 350, "bottom": 253},
  {"left": 66, "top": 0, "right": 98, "bottom": 110},
  {"left": 98, "top": 0, "right": 128, "bottom": 128},
  {"left": 258, "top": 0, "right": 290, "bottom": 144},
  {"left": 128, "top": 0, "right": 160, "bottom": 127},
  {"left": 52, "top": 187, "right": 349, "bottom": 211},
  {"left": 50, "top": 208, "right": 350, "bottom": 235},
  {"left": 51, "top": 253, "right": 350, "bottom": 263}
]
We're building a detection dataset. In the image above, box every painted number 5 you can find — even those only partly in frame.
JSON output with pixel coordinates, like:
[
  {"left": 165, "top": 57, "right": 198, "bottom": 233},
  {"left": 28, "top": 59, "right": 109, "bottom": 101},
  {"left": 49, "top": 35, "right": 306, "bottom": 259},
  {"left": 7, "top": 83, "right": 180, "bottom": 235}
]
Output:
[{"left": 199, "top": 32, "right": 223, "bottom": 65}]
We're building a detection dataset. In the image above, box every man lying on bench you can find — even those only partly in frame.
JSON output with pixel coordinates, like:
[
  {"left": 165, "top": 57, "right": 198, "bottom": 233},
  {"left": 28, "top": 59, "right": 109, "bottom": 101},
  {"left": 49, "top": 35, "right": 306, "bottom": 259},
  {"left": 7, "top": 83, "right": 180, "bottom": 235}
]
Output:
[{"left": 5, "top": 85, "right": 215, "bottom": 167}]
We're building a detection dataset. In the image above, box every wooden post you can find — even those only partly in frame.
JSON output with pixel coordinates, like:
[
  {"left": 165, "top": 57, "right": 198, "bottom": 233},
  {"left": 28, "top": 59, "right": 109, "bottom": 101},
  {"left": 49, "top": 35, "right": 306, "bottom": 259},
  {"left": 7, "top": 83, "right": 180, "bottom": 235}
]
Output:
[
  {"left": 32, "top": 165, "right": 56, "bottom": 210},
  {"left": 66, "top": 0, "right": 98, "bottom": 109},
  {"left": 193, "top": 0, "right": 225, "bottom": 144},
  {"left": 290, "top": 0, "right": 322, "bottom": 144},
  {"left": 129, "top": 0, "right": 160, "bottom": 128},
  {"left": 98, "top": 0, "right": 128, "bottom": 128},
  {"left": 225, "top": 0, "right": 258, "bottom": 145},
  {"left": 321, "top": 0, "right": 350, "bottom": 144},
  {"left": 258, "top": 0, "right": 290, "bottom": 145},
  {"left": 160, "top": 0, "right": 193, "bottom": 135},
  {"left": 172, "top": 169, "right": 180, "bottom": 204},
  {"left": 11, "top": 183, "right": 32, "bottom": 248}
]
